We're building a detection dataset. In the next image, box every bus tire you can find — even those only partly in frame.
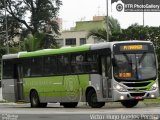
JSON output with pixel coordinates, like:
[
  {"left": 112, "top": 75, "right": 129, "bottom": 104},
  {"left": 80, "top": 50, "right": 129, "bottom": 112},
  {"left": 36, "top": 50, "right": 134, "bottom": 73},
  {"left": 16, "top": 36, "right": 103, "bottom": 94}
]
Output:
[
  {"left": 121, "top": 100, "right": 139, "bottom": 108},
  {"left": 40, "top": 103, "right": 48, "bottom": 108},
  {"left": 87, "top": 89, "right": 105, "bottom": 108},
  {"left": 30, "top": 90, "right": 40, "bottom": 108},
  {"left": 61, "top": 102, "right": 78, "bottom": 108}
]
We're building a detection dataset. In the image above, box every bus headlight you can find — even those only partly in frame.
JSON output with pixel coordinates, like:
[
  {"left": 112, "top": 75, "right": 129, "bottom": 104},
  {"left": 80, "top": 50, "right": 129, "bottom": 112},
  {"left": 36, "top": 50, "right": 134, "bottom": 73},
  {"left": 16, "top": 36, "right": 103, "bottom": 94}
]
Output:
[
  {"left": 151, "top": 82, "right": 158, "bottom": 91},
  {"left": 115, "top": 84, "right": 127, "bottom": 92}
]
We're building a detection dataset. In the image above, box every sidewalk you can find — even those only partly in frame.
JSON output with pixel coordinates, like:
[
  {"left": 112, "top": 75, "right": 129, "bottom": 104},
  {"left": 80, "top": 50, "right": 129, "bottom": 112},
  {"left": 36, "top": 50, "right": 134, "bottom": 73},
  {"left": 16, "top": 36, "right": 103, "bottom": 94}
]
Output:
[{"left": 0, "top": 87, "right": 2, "bottom": 100}]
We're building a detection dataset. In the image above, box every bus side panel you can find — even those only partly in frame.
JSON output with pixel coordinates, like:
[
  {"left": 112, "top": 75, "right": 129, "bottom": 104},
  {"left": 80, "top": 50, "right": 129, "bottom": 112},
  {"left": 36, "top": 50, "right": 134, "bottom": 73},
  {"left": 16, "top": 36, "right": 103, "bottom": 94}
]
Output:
[
  {"left": 90, "top": 74, "right": 103, "bottom": 101},
  {"left": 2, "top": 79, "right": 17, "bottom": 102},
  {"left": 23, "top": 76, "right": 64, "bottom": 103},
  {"left": 61, "top": 74, "right": 89, "bottom": 102},
  {"left": 78, "top": 74, "right": 89, "bottom": 102},
  {"left": 61, "top": 75, "right": 80, "bottom": 102},
  {"left": 23, "top": 75, "right": 90, "bottom": 103},
  {"left": 44, "top": 76, "right": 63, "bottom": 102},
  {"left": 23, "top": 77, "right": 46, "bottom": 102}
]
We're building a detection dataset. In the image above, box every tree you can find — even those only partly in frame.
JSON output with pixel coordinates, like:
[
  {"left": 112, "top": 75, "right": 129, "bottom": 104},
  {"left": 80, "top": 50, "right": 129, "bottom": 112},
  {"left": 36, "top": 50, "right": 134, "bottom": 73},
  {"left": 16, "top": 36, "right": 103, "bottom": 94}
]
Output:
[
  {"left": 0, "top": 0, "right": 62, "bottom": 53},
  {"left": 121, "top": 23, "right": 149, "bottom": 40},
  {"left": 107, "top": 16, "right": 121, "bottom": 34},
  {"left": 22, "top": 32, "right": 58, "bottom": 52},
  {"left": 0, "top": 0, "right": 62, "bottom": 34},
  {"left": 87, "top": 16, "right": 122, "bottom": 41}
]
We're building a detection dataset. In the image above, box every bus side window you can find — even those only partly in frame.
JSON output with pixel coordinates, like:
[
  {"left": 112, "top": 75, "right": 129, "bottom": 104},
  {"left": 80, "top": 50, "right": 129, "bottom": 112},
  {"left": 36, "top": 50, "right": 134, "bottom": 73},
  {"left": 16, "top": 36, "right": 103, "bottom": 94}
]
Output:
[
  {"left": 63, "top": 55, "right": 71, "bottom": 74},
  {"left": 71, "top": 54, "right": 76, "bottom": 73},
  {"left": 30, "top": 57, "right": 43, "bottom": 76},
  {"left": 22, "top": 58, "right": 31, "bottom": 77},
  {"left": 57, "top": 55, "right": 65, "bottom": 74},
  {"left": 44, "top": 56, "right": 57, "bottom": 75},
  {"left": 86, "top": 53, "right": 98, "bottom": 73},
  {"left": 27, "top": 68, "right": 31, "bottom": 76},
  {"left": 71, "top": 54, "right": 84, "bottom": 74},
  {"left": 3, "top": 60, "right": 14, "bottom": 79},
  {"left": 106, "top": 55, "right": 112, "bottom": 79},
  {"left": 76, "top": 54, "right": 84, "bottom": 73}
]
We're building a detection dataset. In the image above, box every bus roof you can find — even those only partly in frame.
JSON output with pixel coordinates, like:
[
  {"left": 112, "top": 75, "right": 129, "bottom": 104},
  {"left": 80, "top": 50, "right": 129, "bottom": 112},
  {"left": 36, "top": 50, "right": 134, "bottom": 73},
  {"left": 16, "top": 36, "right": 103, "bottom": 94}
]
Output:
[
  {"left": 2, "top": 53, "right": 18, "bottom": 60},
  {"left": 19, "top": 44, "right": 91, "bottom": 58},
  {"left": 111, "top": 40, "right": 152, "bottom": 44},
  {"left": 91, "top": 40, "right": 152, "bottom": 50},
  {"left": 2, "top": 40, "right": 152, "bottom": 59}
]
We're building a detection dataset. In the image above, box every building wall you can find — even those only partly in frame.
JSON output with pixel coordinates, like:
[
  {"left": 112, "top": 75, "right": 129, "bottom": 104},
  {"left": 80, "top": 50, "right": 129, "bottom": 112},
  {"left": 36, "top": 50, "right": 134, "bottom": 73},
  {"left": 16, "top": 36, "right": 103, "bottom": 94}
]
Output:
[
  {"left": 93, "top": 16, "right": 105, "bottom": 21},
  {"left": 57, "top": 30, "right": 97, "bottom": 47},
  {"left": 56, "top": 16, "right": 106, "bottom": 47},
  {"left": 74, "top": 20, "right": 105, "bottom": 31}
]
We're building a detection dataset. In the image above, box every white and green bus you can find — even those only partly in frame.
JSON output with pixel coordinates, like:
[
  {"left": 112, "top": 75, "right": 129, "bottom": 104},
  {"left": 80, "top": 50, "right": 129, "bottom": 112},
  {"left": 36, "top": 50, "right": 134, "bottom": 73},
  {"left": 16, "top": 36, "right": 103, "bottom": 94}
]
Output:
[{"left": 1, "top": 41, "right": 159, "bottom": 108}]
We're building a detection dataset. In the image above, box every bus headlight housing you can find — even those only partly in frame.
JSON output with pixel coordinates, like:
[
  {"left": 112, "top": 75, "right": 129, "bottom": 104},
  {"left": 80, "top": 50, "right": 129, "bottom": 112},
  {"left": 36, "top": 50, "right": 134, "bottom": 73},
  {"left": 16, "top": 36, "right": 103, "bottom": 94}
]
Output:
[
  {"left": 114, "top": 84, "right": 127, "bottom": 92},
  {"left": 151, "top": 82, "right": 158, "bottom": 91}
]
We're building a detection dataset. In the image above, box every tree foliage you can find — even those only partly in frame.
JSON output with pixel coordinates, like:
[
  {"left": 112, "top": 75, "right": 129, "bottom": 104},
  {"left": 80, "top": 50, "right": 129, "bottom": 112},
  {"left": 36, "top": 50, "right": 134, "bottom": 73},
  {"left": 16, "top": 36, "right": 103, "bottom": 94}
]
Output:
[
  {"left": 22, "top": 33, "right": 58, "bottom": 52},
  {"left": 0, "top": 0, "right": 62, "bottom": 53},
  {"left": 0, "top": 15, "right": 21, "bottom": 47},
  {"left": 0, "top": 0, "right": 62, "bottom": 34},
  {"left": 87, "top": 16, "right": 122, "bottom": 41}
]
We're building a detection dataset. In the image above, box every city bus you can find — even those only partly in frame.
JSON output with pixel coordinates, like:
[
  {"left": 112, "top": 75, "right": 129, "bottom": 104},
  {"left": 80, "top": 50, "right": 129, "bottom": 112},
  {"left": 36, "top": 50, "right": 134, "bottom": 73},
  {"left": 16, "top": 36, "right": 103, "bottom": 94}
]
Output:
[{"left": 1, "top": 40, "right": 159, "bottom": 108}]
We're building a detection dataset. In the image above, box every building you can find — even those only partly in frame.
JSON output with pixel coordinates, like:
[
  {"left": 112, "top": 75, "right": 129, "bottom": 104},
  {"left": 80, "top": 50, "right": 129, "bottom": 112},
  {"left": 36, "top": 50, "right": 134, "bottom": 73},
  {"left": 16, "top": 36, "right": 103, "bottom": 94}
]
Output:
[
  {"left": 55, "top": 18, "right": 63, "bottom": 32},
  {"left": 57, "top": 16, "right": 106, "bottom": 47},
  {"left": 57, "top": 30, "right": 98, "bottom": 47}
]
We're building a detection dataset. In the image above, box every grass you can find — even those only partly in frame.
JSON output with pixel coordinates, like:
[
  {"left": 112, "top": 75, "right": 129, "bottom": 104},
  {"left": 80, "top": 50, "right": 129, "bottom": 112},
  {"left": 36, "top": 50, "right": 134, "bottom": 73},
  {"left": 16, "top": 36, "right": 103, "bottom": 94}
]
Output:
[
  {"left": 0, "top": 100, "right": 7, "bottom": 103},
  {"left": 143, "top": 97, "right": 160, "bottom": 104}
]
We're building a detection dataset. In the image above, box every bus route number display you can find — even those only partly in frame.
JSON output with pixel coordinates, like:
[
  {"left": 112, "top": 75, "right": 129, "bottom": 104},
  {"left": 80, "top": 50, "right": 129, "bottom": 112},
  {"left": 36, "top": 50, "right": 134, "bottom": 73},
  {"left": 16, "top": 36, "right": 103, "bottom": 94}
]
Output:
[{"left": 120, "top": 45, "right": 148, "bottom": 51}]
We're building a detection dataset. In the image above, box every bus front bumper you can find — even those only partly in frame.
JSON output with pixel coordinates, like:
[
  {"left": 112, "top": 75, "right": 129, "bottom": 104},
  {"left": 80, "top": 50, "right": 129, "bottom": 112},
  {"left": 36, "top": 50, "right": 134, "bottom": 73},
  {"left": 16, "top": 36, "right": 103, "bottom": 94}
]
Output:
[{"left": 113, "top": 89, "right": 159, "bottom": 101}]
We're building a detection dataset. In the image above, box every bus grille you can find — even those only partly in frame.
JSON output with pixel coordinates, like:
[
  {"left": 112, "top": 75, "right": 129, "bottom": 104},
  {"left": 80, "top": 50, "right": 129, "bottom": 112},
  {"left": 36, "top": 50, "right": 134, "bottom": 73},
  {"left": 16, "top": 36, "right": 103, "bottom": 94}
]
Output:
[
  {"left": 122, "top": 81, "right": 151, "bottom": 87},
  {"left": 130, "top": 92, "right": 146, "bottom": 97},
  {"left": 127, "top": 88, "right": 147, "bottom": 91}
]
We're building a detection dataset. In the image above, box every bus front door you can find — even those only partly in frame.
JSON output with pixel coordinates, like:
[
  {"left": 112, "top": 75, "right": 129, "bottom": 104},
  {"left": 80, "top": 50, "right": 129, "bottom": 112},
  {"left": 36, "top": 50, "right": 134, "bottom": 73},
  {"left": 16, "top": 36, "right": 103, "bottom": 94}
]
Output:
[
  {"left": 101, "top": 56, "right": 112, "bottom": 99},
  {"left": 14, "top": 65, "right": 24, "bottom": 101}
]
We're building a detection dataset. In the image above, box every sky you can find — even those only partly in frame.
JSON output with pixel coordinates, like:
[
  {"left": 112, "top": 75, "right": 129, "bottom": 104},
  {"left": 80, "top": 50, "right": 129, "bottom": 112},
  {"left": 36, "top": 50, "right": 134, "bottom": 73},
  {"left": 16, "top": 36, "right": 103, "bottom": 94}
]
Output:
[{"left": 59, "top": 0, "right": 160, "bottom": 30}]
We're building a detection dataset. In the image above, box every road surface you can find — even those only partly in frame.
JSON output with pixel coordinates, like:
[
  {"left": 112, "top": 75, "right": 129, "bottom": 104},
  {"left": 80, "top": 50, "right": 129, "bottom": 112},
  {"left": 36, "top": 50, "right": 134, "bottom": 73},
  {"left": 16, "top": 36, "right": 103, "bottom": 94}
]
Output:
[{"left": 0, "top": 102, "right": 160, "bottom": 120}]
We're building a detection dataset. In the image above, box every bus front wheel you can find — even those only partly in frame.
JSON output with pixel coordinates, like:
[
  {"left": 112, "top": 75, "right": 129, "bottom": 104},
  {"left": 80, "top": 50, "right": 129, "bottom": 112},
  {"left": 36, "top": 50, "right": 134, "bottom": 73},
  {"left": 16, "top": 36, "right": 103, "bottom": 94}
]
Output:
[
  {"left": 87, "top": 89, "right": 105, "bottom": 108},
  {"left": 121, "top": 100, "right": 139, "bottom": 108},
  {"left": 30, "top": 90, "right": 40, "bottom": 108}
]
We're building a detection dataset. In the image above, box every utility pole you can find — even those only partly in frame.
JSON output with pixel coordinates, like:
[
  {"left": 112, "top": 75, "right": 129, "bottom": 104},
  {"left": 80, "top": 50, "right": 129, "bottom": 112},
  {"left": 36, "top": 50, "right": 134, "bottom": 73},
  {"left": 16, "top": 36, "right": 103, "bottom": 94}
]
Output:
[
  {"left": 106, "top": 0, "right": 109, "bottom": 42},
  {"left": 4, "top": 0, "right": 9, "bottom": 54},
  {"left": 143, "top": 0, "right": 144, "bottom": 26}
]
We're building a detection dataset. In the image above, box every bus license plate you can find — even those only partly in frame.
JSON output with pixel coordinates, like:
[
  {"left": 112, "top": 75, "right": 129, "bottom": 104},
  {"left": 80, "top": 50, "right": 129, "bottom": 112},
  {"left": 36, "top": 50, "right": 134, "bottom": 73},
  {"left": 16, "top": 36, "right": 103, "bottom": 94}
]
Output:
[{"left": 135, "top": 96, "right": 143, "bottom": 100}]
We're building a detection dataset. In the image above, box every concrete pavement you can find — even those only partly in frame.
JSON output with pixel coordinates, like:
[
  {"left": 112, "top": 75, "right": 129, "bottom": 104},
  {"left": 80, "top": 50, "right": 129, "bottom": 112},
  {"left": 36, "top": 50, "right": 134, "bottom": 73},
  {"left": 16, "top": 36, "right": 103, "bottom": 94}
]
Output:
[{"left": 0, "top": 88, "right": 2, "bottom": 100}]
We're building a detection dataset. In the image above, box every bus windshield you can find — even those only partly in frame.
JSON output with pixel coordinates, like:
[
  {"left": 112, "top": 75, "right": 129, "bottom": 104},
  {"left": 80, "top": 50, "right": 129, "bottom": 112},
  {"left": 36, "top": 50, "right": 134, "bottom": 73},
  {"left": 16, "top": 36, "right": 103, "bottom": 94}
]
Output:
[{"left": 113, "top": 53, "right": 157, "bottom": 80}]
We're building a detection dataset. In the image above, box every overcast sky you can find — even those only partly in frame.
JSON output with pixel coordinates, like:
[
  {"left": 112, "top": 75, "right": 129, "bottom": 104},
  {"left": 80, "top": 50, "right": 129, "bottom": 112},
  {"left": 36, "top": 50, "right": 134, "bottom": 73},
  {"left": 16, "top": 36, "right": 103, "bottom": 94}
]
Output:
[{"left": 59, "top": 0, "right": 160, "bottom": 30}]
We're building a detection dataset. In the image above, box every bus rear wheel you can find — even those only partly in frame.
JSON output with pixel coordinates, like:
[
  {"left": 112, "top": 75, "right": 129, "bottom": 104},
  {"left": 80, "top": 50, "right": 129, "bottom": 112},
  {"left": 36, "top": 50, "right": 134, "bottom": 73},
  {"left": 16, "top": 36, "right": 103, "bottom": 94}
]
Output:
[
  {"left": 61, "top": 102, "right": 78, "bottom": 108},
  {"left": 30, "top": 91, "right": 40, "bottom": 108},
  {"left": 121, "top": 100, "right": 139, "bottom": 108},
  {"left": 87, "top": 89, "right": 105, "bottom": 108}
]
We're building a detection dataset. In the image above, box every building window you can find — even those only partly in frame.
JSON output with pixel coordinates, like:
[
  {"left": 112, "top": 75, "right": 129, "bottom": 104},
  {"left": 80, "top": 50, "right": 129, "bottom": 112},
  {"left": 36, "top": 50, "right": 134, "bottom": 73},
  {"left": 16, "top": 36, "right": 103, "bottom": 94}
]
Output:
[
  {"left": 80, "top": 38, "right": 86, "bottom": 45},
  {"left": 65, "top": 38, "right": 76, "bottom": 45}
]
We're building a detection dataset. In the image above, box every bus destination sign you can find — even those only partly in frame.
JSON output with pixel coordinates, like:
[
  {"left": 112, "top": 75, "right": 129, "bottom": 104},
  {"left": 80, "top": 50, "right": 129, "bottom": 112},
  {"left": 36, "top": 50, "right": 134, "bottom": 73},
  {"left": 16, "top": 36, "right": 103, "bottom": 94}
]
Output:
[{"left": 120, "top": 45, "right": 148, "bottom": 51}]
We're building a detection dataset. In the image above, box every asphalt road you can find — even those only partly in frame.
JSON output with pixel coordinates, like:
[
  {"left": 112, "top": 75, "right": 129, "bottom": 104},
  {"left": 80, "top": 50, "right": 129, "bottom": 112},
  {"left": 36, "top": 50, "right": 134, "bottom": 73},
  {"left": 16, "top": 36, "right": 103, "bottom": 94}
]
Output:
[{"left": 0, "top": 102, "right": 160, "bottom": 120}]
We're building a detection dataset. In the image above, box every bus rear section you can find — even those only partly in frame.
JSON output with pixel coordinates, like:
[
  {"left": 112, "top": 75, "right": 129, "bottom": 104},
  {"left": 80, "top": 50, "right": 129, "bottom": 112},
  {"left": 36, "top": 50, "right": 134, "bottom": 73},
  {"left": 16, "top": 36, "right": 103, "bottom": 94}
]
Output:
[{"left": 1, "top": 54, "right": 24, "bottom": 103}]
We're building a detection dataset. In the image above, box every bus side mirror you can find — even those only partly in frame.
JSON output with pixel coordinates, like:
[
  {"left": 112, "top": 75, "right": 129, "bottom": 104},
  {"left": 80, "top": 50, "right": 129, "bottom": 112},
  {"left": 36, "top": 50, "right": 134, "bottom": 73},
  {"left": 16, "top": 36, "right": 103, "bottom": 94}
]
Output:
[{"left": 112, "top": 58, "right": 116, "bottom": 67}]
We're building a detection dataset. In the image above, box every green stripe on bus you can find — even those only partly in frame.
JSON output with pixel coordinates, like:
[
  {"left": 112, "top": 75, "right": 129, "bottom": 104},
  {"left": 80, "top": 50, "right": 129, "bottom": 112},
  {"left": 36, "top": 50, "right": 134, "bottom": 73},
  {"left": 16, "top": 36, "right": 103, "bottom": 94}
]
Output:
[{"left": 19, "top": 45, "right": 90, "bottom": 58}]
